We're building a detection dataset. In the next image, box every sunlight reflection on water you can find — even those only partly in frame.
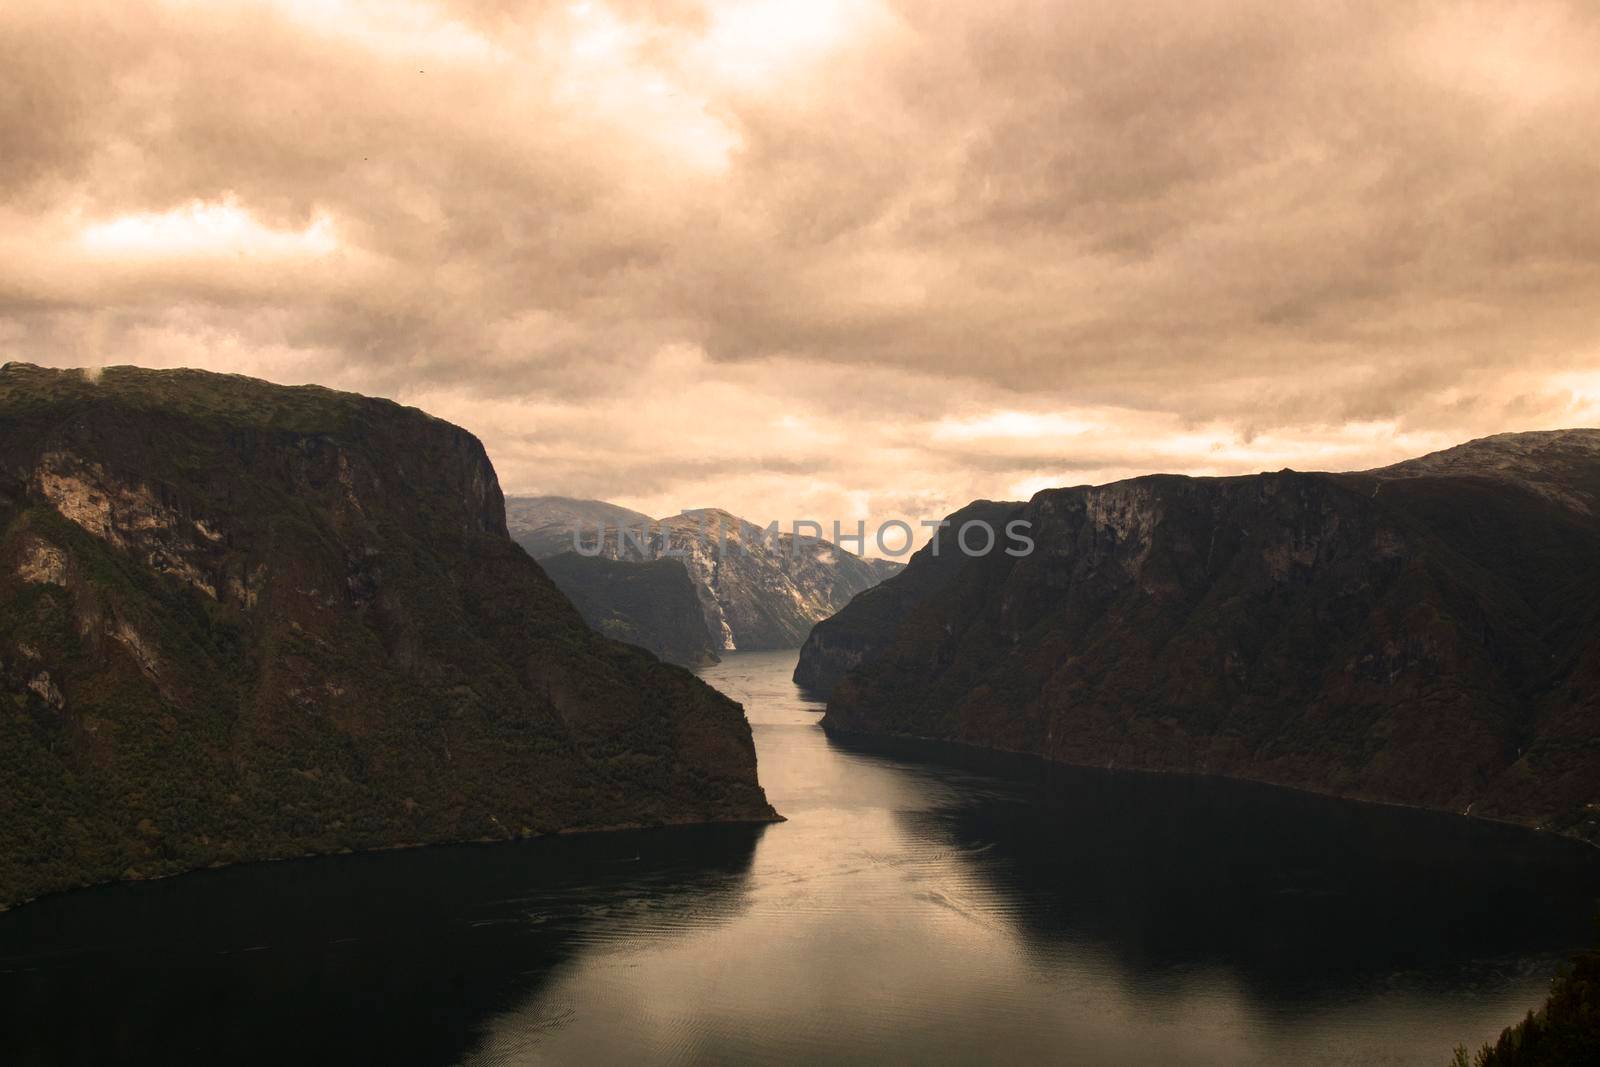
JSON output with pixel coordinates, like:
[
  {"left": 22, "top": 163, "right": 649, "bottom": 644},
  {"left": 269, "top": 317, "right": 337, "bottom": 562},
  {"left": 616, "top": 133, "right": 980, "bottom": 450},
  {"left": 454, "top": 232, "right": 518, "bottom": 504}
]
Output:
[{"left": 461, "top": 650, "right": 1600, "bottom": 1067}]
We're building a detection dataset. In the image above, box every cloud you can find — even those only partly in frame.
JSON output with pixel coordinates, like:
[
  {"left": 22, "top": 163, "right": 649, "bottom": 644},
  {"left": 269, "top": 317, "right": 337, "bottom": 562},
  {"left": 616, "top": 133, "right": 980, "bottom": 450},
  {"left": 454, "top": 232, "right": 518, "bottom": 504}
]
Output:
[{"left": 2, "top": 0, "right": 1599, "bottom": 550}]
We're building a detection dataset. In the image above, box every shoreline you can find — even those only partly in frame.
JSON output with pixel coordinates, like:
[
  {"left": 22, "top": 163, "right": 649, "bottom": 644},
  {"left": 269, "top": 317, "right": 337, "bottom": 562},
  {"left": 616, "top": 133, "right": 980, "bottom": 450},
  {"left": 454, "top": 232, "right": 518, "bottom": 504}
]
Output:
[
  {"left": 818, "top": 720, "right": 1600, "bottom": 853},
  {"left": 0, "top": 809, "right": 784, "bottom": 914}
]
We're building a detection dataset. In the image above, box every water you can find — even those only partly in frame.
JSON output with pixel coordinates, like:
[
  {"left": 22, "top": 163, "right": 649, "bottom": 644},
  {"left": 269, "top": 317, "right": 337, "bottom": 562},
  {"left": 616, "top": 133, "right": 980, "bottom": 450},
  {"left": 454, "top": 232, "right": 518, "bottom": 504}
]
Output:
[{"left": 3, "top": 650, "right": 1597, "bottom": 1065}]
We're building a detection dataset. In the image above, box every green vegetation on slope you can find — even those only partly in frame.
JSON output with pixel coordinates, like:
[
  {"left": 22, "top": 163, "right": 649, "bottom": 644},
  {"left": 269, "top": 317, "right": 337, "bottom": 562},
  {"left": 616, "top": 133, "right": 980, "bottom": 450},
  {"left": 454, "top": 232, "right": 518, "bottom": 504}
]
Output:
[
  {"left": 1452, "top": 940, "right": 1600, "bottom": 1066},
  {"left": 0, "top": 363, "right": 774, "bottom": 906}
]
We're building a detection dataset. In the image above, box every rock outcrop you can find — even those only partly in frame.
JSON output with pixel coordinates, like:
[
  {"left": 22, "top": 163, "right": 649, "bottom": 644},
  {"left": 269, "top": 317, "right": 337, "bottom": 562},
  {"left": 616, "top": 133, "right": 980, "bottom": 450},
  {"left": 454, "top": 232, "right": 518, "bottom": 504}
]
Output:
[
  {"left": 0, "top": 363, "right": 776, "bottom": 906},
  {"left": 805, "top": 430, "right": 1600, "bottom": 841}
]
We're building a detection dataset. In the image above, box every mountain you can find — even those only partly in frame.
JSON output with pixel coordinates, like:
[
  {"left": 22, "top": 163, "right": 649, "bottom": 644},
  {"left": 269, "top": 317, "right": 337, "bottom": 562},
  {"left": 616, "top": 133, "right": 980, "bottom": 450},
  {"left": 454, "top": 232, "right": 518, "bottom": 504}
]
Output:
[
  {"left": 512, "top": 500, "right": 904, "bottom": 651},
  {"left": 539, "top": 552, "right": 721, "bottom": 668},
  {"left": 506, "top": 496, "right": 653, "bottom": 559},
  {"left": 0, "top": 363, "right": 776, "bottom": 907},
  {"left": 794, "top": 500, "right": 1021, "bottom": 693},
  {"left": 802, "top": 430, "right": 1600, "bottom": 842},
  {"left": 507, "top": 496, "right": 721, "bottom": 664},
  {"left": 597, "top": 508, "right": 904, "bottom": 650}
]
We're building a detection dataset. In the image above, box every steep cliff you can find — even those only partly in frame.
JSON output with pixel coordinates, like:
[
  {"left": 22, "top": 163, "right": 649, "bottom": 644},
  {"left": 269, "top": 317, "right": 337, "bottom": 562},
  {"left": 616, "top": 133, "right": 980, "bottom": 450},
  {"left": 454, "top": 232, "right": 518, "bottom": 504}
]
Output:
[
  {"left": 793, "top": 500, "right": 1021, "bottom": 693},
  {"left": 538, "top": 552, "right": 721, "bottom": 668},
  {"left": 514, "top": 500, "right": 903, "bottom": 650},
  {"left": 0, "top": 363, "right": 775, "bottom": 907},
  {"left": 810, "top": 431, "right": 1600, "bottom": 841},
  {"left": 641, "top": 509, "right": 904, "bottom": 650}
]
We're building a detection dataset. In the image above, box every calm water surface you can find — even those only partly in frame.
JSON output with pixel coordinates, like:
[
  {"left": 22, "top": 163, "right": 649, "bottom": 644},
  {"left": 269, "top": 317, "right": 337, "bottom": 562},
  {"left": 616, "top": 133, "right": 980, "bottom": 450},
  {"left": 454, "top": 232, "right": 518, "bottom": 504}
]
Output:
[{"left": 3, "top": 649, "right": 1598, "bottom": 1065}]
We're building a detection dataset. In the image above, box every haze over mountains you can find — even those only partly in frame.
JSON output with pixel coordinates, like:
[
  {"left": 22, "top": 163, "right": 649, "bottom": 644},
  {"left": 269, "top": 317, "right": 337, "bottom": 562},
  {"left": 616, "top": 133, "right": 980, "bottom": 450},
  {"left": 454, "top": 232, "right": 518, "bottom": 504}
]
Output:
[
  {"left": 509, "top": 497, "right": 901, "bottom": 664},
  {"left": 0, "top": 365, "right": 775, "bottom": 906},
  {"left": 506, "top": 497, "right": 655, "bottom": 559},
  {"left": 800, "top": 429, "right": 1600, "bottom": 843}
]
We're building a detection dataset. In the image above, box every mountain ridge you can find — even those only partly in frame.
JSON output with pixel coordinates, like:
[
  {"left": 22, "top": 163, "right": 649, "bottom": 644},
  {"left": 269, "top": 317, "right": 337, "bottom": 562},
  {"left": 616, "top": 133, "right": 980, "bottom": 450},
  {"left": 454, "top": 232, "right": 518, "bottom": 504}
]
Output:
[
  {"left": 0, "top": 363, "right": 776, "bottom": 907},
  {"left": 506, "top": 496, "right": 655, "bottom": 559},
  {"left": 512, "top": 499, "right": 902, "bottom": 651},
  {"left": 802, "top": 429, "right": 1600, "bottom": 843}
]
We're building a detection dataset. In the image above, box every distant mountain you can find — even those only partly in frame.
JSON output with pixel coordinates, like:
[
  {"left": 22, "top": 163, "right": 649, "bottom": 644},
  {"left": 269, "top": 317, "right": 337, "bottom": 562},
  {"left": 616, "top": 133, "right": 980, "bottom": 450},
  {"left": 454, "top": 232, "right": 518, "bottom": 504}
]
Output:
[
  {"left": 0, "top": 364, "right": 775, "bottom": 907},
  {"left": 539, "top": 552, "right": 721, "bottom": 668},
  {"left": 506, "top": 496, "right": 653, "bottom": 559},
  {"left": 800, "top": 430, "right": 1600, "bottom": 843},
  {"left": 511, "top": 500, "right": 904, "bottom": 651}
]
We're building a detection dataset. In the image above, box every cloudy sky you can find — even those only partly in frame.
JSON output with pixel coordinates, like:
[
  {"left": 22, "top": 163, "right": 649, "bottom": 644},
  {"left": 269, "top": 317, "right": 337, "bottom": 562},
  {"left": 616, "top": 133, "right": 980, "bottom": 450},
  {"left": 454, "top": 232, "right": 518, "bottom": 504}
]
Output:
[{"left": 4, "top": 1, "right": 1599, "bottom": 552}]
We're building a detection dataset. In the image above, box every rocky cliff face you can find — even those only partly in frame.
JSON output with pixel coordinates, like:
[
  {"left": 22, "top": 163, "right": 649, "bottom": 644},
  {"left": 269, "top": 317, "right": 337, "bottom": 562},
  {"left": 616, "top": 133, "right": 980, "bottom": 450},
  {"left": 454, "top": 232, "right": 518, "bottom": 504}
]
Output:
[
  {"left": 514, "top": 501, "right": 903, "bottom": 651},
  {"left": 538, "top": 552, "right": 720, "bottom": 668},
  {"left": 606, "top": 509, "right": 904, "bottom": 650},
  {"left": 807, "top": 430, "right": 1600, "bottom": 841},
  {"left": 0, "top": 363, "right": 775, "bottom": 907}
]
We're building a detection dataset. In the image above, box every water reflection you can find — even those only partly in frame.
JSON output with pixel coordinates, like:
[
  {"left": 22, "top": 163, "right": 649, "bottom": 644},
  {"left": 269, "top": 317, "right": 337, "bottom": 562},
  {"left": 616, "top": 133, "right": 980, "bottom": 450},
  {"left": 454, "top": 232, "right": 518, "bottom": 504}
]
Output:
[
  {"left": 0, "top": 823, "right": 764, "bottom": 1066},
  {"left": 3, "top": 649, "right": 1597, "bottom": 1066},
  {"left": 882, "top": 746, "right": 1599, "bottom": 996},
  {"left": 463, "top": 651, "right": 1600, "bottom": 1065}
]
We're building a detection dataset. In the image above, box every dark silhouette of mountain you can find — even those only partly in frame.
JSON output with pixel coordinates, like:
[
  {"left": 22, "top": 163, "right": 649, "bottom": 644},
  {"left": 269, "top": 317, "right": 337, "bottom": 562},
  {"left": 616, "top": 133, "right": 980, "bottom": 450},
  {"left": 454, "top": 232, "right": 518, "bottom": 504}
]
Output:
[
  {"left": 802, "top": 430, "right": 1600, "bottom": 842},
  {"left": 794, "top": 500, "right": 1021, "bottom": 693},
  {"left": 0, "top": 363, "right": 775, "bottom": 907},
  {"left": 539, "top": 552, "right": 721, "bottom": 667}
]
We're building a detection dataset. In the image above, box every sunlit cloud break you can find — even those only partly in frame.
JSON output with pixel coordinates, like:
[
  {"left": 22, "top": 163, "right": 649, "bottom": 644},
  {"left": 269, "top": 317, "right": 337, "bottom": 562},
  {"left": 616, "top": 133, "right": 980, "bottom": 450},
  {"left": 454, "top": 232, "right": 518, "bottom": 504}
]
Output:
[{"left": 79, "top": 197, "right": 339, "bottom": 260}]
